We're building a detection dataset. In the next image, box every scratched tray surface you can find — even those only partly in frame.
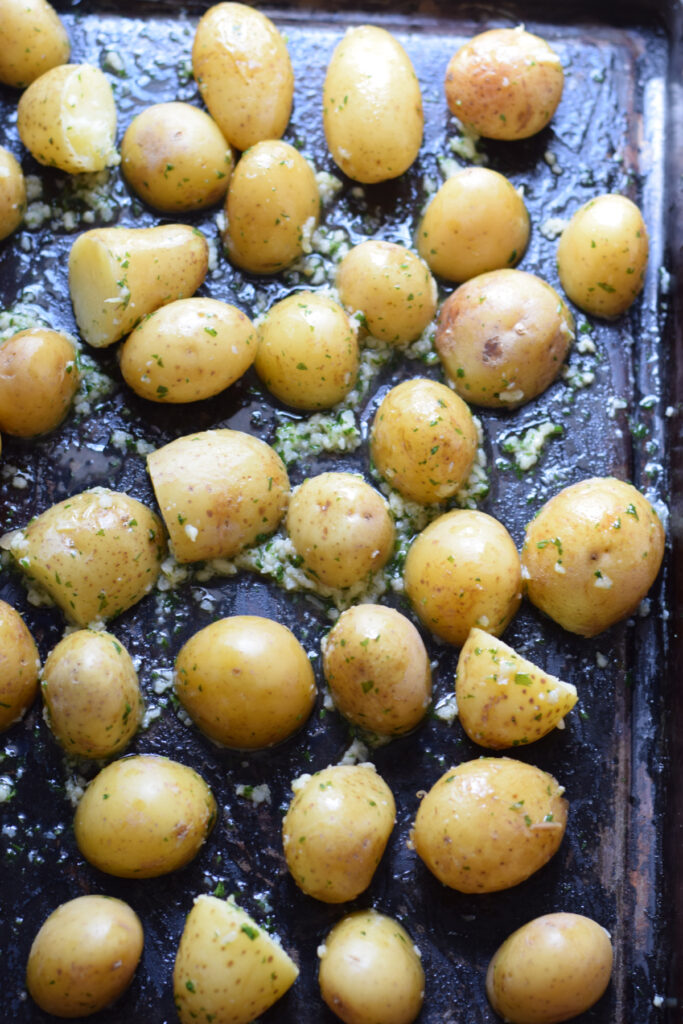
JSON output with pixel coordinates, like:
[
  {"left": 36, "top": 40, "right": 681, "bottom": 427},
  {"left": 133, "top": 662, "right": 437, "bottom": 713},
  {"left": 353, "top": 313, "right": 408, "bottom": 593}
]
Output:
[{"left": 0, "top": 3, "right": 672, "bottom": 1022}]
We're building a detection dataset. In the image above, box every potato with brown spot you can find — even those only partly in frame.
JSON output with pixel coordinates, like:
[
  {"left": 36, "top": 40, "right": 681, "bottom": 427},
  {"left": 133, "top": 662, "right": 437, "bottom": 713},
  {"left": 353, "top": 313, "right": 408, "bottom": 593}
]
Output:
[
  {"left": 0, "top": 328, "right": 79, "bottom": 436},
  {"left": 0, "top": 600, "right": 40, "bottom": 732},
  {"left": 0, "top": 146, "right": 26, "bottom": 240},
  {"left": 0, "top": 0, "right": 70, "bottom": 89}
]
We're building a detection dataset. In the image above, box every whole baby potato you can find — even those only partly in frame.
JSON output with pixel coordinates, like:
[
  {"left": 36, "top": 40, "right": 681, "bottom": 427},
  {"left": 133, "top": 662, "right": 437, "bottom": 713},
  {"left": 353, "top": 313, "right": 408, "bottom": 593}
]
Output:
[
  {"left": 0, "top": 328, "right": 79, "bottom": 436},
  {"left": 255, "top": 292, "right": 359, "bottom": 409},
  {"left": 147, "top": 429, "right": 289, "bottom": 563},
  {"left": 319, "top": 910, "right": 425, "bottom": 1024},
  {"left": 445, "top": 27, "right": 564, "bottom": 140},
  {"left": 486, "top": 913, "right": 613, "bottom": 1023},
  {"left": 404, "top": 509, "right": 522, "bottom": 646},
  {"left": 370, "top": 378, "right": 478, "bottom": 504},
  {"left": 74, "top": 754, "right": 216, "bottom": 877},
  {"left": 0, "top": 599, "right": 40, "bottom": 732},
  {"left": 412, "top": 758, "right": 567, "bottom": 893},
  {"left": 417, "top": 167, "right": 529, "bottom": 283},
  {"left": 224, "top": 140, "right": 320, "bottom": 274},
  {"left": 0, "top": 146, "right": 26, "bottom": 240},
  {"left": 521, "top": 476, "right": 665, "bottom": 636},
  {"left": 192, "top": 2, "right": 293, "bottom": 151},
  {"left": 0, "top": 0, "right": 70, "bottom": 89},
  {"left": 120, "top": 297, "right": 254, "bottom": 403},
  {"left": 323, "top": 25, "right": 423, "bottom": 184},
  {"left": 435, "top": 269, "right": 574, "bottom": 407},
  {"left": 282, "top": 764, "right": 396, "bottom": 902},
  {"left": 41, "top": 630, "right": 143, "bottom": 758},
  {"left": 557, "top": 194, "right": 648, "bottom": 318},
  {"left": 287, "top": 472, "right": 395, "bottom": 589},
  {"left": 121, "top": 102, "right": 233, "bottom": 212},
  {"left": 26, "top": 895, "right": 143, "bottom": 1018},
  {"left": 175, "top": 616, "right": 316, "bottom": 749}
]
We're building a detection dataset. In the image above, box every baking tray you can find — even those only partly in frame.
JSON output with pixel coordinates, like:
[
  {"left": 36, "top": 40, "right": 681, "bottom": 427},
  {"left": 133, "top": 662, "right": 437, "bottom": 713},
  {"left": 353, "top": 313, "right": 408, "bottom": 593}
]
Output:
[{"left": 0, "top": 1, "right": 680, "bottom": 1021}]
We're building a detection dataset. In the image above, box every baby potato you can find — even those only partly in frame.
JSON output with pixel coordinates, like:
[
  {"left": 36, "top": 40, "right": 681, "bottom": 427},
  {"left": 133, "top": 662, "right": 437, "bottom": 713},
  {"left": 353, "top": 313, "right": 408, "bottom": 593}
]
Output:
[
  {"left": 26, "top": 895, "right": 143, "bottom": 1018},
  {"left": 0, "top": 600, "right": 40, "bottom": 732},
  {"left": 521, "top": 476, "right": 665, "bottom": 636},
  {"left": 41, "top": 629, "right": 143, "bottom": 758},
  {"left": 282, "top": 764, "right": 395, "bottom": 902},
  {"left": 323, "top": 25, "right": 423, "bottom": 184},
  {"left": 0, "top": 146, "right": 26, "bottom": 241},
  {"left": 6, "top": 487, "right": 166, "bottom": 626},
  {"left": 445, "top": 27, "right": 564, "bottom": 141},
  {"left": 255, "top": 292, "right": 359, "bottom": 409},
  {"left": 412, "top": 758, "right": 567, "bottom": 893},
  {"left": 18, "top": 63, "right": 117, "bottom": 173},
  {"left": 120, "top": 297, "right": 254, "bottom": 403},
  {"left": 192, "top": 2, "right": 293, "bottom": 151},
  {"left": 370, "top": 378, "right": 478, "bottom": 504},
  {"left": 175, "top": 616, "right": 316, "bottom": 749},
  {"left": 0, "top": 328, "right": 79, "bottom": 436},
  {"left": 435, "top": 269, "right": 574, "bottom": 408},
  {"left": 287, "top": 472, "right": 395, "bottom": 589},
  {"left": 403, "top": 509, "right": 522, "bottom": 647},
  {"left": 417, "top": 167, "right": 529, "bottom": 283},
  {"left": 319, "top": 910, "right": 425, "bottom": 1024},
  {"left": 174, "top": 895, "right": 299, "bottom": 1024},
  {"left": 224, "top": 140, "right": 320, "bottom": 274},
  {"left": 456, "top": 627, "right": 578, "bottom": 749},
  {"left": 74, "top": 754, "right": 216, "bottom": 877},
  {"left": 121, "top": 102, "right": 233, "bottom": 213},
  {"left": 486, "top": 912, "right": 613, "bottom": 1023},
  {"left": 0, "top": 0, "right": 70, "bottom": 89},
  {"left": 147, "top": 429, "right": 289, "bottom": 563},
  {"left": 69, "top": 224, "right": 209, "bottom": 348},
  {"left": 557, "top": 194, "right": 648, "bottom": 318}
]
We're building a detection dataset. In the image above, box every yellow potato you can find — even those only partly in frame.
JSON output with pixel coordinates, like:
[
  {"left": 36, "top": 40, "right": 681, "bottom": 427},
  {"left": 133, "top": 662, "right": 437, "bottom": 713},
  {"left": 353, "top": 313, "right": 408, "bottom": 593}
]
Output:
[
  {"left": 41, "top": 629, "right": 143, "bottom": 758},
  {"left": 0, "top": 599, "right": 40, "bottom": 732},
  {"left": 74, "top": 754, "right": 216, "bottom": 878},
  {"left": 121, "top": 101, "right": 233, "bottom": 212},
  {"left": 435, "top": 269, "right": 574, "bottom": 408},
  {"left": 175, "top": 616, "right": 316, "bottom": 749},
  {"left": 192, "top": 2, "right": 293, "bottom": 151},
  {"left": 26, "top": 895, "right": 143, "bottom": 1018},
  {"left": 486, "top": 913, "right": 613, "bottom": 1023},
  {"left": 0, "top": 328, "right": 79, "bottom": 436},
  {"left": 556, "top": 194, "right": 649, "bottom": 318},
  {"left": 18, "top": 63, "right": 117, "bottom": 173},
  {"left": 455, "top": 627, "right": 578, "bottom": 749},
  {"left": 255, "top": 292, "right": 359, "bottom": 409},
  {"left": 319, "top": 910, "right": 425, "bottom": 1024},
  {"left": 521, "top": 476, "right": 665, "bottom": 636},
  {"left": 445, "top": 27, "right": 564, "bottom": 140},
  {"left": 417, "top": 167, "right": 529, "bottom": 283},
  {"left": 173, "top": 895, "right": 299, "bottom": 1024},
  {"left": 120, "top": 297, "right": 254, "bottom": 403},
  {"left": 412, "top": 758, "right": 567, "bottom": 892},
  {"left": 69, "top": 224, "right": 209, "bottom": 348},
  {"left": 287, "top": 472, "right": 395, "bottom": 588},
  {"left": 370, "top": 378, "right": 478, "bottom": 503},
  {"left": 0, "top": 0, "right": 70, "bottom": 89},
  {"left": 403, "top": 509, "right": 522, "bottom": 646},
  {"left": 0, "top": 146, "right": 26, "bottom": 240},
  {"left": 147, "top": 429, "right": 289, "bottom": 563},
  {"left": 282, "top": 764, "right": 395, "bottom": 902},
  {"left": 224, "top": 140, "right": 320, "bottom": 274},
  {"left": 7, "top": 487, "right": 167, "bottom": 626}
]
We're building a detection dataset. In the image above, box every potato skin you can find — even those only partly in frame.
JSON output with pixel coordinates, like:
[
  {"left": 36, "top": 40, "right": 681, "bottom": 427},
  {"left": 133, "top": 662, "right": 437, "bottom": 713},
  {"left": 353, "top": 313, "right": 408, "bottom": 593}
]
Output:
[
  {"left": 0, "top": 146, "right": 26, "bottom": 240},
  {"left": 0, "top": 0, "right": 70, "bottom": 89},
  {"left": 282, "top": 764, "right": 396, "bottom": 902},
  {"left": 323, "top": 25, "right": 423, "bottom": 184},
  {"left": 445, "top": 27, "right": 563, "bottom": 140},
  {"left": 0, "top": 328, "right": 79, "bottom": 436},
  {"left": 26, "top": 895, "right": 143, "bottom": 1018},
  {"left": 0, "top": 600, "right": 40, "bottom": 732},
  {"left": 521, "top": 476, "right": 665, "bottom": 636},
  {"left": 412, "top": 758, "right": 567, "bottom": 893},
  {"left": 486, "top": 913, "right": 613, "bottom": 1023}
]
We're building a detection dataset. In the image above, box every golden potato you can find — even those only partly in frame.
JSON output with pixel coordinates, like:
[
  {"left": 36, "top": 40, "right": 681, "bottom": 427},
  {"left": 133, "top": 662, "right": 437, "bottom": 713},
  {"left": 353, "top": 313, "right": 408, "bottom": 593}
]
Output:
[
  {"left": 521, "top": 476, "right": 665, "bottom": 636},
  {"left": 0, "top": 328, "right": 79, "bottom": 436},
  {"left": 417, "top": 167, "right": 529, "bottom": 283},
  {"left": 0, "top": 600, "right": 40, "bottom": 732},
  {"left": 370, "top": 378, "right": 478, "bottom": 503},
  {"left": 412, "top": 758, "right": 567, "bottom": 893},
  {"left": 0, "top": 0, "right": 70, "bottom": 89},
  {"left": 0, "top": 146, "right": 26, "bottom": 241}
]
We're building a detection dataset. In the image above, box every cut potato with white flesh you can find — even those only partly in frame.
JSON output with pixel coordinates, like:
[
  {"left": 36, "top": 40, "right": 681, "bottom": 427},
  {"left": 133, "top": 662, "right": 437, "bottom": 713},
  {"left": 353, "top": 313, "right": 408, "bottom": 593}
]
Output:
[
  {"left": 455, "top": 628, "right": 577, "bottom": 749},
  {"left": 68, "top": 225, "right": 209, "bottom": 348}
]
